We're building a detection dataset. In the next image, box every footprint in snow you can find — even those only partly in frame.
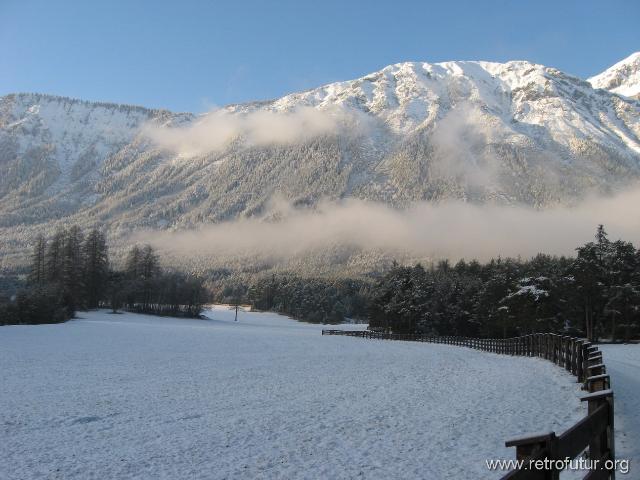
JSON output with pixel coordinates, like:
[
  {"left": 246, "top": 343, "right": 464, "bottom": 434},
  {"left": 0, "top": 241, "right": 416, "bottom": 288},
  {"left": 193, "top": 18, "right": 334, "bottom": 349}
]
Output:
[
  {"left": 179, "top": 414, "right": 203, "bottom": 421},
  {"left": 71, "top": 416, "right": 102, "bottom": 425}
]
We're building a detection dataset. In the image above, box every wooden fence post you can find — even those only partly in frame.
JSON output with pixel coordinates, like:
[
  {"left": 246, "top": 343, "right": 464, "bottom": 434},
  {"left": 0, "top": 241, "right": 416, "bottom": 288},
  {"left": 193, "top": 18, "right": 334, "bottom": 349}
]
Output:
[
  {"left": 582, "top": 342, "right": 591, "bottom": 387},
  {"left": 576, "top": 340, "right": 584, "bottom": 382},
  {"left": 589, "top": 351, "right": 603, "bottom": 366},
  {"left": 586, "top": 374, "right": 610, "bottom": 393},
  {"left": 538, "top": 333, "right": 543, "bottom": 358},
  {"left": 545, "top": 334, "right": 550, "bottom": 361},
  {"left": 580, "top": 390, "right": 615, "bottom": 479},
  {"left": 505, "top": 432, "right": 559, "bottom": 480}
]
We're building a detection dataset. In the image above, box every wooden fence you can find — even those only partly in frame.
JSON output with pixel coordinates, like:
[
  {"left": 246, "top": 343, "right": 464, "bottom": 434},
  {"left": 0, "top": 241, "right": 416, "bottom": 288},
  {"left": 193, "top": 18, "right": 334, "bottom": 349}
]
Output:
[{"left": 322, "top": 330, "right": 615, "bottom": 479}]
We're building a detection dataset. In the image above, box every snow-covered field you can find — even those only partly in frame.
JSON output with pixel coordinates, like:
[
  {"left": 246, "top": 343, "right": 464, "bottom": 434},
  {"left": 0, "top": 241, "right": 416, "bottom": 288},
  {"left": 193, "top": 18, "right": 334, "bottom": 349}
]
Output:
[{"left": 1, "top": 307, "right": 588, "bottom": 479}]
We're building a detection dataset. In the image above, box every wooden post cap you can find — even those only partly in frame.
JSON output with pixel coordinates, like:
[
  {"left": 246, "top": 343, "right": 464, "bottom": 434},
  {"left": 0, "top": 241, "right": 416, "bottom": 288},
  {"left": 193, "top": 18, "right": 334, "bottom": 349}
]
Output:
[
  {"left": 505, "top": 432, "right": 555, "bottom": 447},
  {"left": 580, "top": 389, "right": 613, "bottom": 402}
]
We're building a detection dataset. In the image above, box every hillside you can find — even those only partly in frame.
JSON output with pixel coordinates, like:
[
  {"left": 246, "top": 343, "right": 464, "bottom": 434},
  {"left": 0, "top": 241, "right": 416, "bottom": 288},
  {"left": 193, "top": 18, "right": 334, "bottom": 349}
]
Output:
[{"left": 1, "top": 54, "right": 640, "bottom": 271}]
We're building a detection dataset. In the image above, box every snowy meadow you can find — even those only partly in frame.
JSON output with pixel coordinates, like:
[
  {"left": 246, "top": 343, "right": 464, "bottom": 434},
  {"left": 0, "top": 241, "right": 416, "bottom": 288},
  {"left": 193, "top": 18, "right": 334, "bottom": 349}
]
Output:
[{"left": 0, "top": 306, "right": 589, "bottom": 479}]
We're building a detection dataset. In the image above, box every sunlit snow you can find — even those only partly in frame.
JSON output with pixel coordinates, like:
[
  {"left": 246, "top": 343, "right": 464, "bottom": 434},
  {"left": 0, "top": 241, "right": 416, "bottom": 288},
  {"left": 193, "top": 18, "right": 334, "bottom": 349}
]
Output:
[{"left": 0, "top": 307, "right": 589, "bottom": 479}]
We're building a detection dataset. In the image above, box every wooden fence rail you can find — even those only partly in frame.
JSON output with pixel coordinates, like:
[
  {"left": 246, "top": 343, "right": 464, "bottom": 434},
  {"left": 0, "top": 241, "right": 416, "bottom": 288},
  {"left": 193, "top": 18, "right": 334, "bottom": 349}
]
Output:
[{"left": 322, "top": 330, "right": 615, "bottom": 479}]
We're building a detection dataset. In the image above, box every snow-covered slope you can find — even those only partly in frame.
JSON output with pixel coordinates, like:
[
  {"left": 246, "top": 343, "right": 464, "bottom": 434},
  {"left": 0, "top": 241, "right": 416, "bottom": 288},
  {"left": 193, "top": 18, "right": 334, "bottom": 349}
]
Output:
[
  {"left": 589, "top": 52, "right": 640, "bottom": 98},
  {"left": 0, "top": 308, "right": 585, "bottom": 479},
  {"left": 0, "top": 93, "right": 190, "bottom": 221},
  {"left": 2, "top": 54, "right": 640, "bottom": 267}
]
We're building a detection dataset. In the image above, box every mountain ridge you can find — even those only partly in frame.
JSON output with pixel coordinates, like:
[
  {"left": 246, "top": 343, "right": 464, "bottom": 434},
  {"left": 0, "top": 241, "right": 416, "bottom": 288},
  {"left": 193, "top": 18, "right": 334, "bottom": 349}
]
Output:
[
  {"left": 1, "top": 54, "right": 640, "bottom": 270},
  {"left": 589, "top": 52, "right": 640, "bottom": 98}
]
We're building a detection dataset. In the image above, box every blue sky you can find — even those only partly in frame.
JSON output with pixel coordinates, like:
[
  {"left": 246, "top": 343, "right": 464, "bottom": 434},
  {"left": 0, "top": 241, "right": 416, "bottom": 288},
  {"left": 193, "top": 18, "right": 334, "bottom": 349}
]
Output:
[{"left": 1, "top": 0, "right": 638, "bottom": 112}]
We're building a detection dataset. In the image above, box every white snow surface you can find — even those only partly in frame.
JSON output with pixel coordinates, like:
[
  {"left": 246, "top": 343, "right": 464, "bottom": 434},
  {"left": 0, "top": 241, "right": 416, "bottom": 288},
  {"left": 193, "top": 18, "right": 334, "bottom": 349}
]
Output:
[
  {"left": 589, "top": 52, "right": 640, "bottom": 98},
  {"left": 599, "top": 344, "right": 640, "bottom": 469},
  {"left": 0, "top": 307, "right": 587, "bottom": 480}
]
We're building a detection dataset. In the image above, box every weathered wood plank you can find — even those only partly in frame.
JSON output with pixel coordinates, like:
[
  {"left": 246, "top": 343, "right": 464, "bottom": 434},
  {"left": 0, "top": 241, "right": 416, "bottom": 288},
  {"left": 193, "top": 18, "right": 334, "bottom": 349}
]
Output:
[{"left": 557, "top": 403, "right": 608, "bottom": 459}]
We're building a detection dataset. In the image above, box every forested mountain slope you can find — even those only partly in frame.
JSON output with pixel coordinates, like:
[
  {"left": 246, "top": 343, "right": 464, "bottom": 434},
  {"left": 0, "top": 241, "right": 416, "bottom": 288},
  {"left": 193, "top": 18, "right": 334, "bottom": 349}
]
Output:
[{"left": 1, "top": 54, "right": 640, "bottom": 270}]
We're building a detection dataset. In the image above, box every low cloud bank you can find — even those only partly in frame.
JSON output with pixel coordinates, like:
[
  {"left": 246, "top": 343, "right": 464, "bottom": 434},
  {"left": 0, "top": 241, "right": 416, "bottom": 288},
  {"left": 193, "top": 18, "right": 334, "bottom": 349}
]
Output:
[
  {"left": 143, "top": 106, "right": 362, "bottom": 157},
  {"left": 136, "top": 187, "right": 640, "bottom": 262}
]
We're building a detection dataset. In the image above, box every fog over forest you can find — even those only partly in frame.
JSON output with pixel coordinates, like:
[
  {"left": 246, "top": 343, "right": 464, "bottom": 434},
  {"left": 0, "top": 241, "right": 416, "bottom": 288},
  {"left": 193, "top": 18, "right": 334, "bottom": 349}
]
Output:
[{"left": 138, "top": 185, "right": 640, "bottom": 263}]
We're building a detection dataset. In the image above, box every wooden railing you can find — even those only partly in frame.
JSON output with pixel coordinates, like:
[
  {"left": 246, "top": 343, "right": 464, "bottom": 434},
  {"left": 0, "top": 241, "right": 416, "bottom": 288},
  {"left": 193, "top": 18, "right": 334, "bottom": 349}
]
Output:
[{"left": 322, "top": 330, "right": 615, "bottom": 479}]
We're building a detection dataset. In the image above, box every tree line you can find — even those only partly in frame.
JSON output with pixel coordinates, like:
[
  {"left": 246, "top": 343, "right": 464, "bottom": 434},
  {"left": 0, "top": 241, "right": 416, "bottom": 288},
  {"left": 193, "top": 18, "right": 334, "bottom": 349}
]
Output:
[
  {"left": 0, "top": 226, "right": 206, "bottom": 325},
  {"left": 368, "top": 226, "right": 639, "bottom": 342},
  {"left": 209, "top": 225, "right": 639, "bottom": 341},
  {"left": 245, "top": 275, "right": 370, "bottom": 324},
  {"left": 3, "top": 223, "right": 640, "bottom": 342}
]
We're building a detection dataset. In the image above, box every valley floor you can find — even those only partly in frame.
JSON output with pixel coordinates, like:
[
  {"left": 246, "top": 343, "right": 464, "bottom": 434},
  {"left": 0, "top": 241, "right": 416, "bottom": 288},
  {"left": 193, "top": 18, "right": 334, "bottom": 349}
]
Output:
[{"left": 0, "top": 307, "right": 594, "bottom": 479}]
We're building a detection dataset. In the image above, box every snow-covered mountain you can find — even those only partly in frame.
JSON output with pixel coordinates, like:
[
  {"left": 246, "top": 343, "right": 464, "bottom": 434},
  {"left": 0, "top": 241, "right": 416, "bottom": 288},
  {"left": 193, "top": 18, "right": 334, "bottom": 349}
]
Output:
[
  {"left": 589, "top": 52, "right": 640, "bottom": 98},
  {"left": 0, "top": 93, "right": 192, "bottom": 224},
  {"left": 1, "top": 54, "right": 640, "bottom": 267}
]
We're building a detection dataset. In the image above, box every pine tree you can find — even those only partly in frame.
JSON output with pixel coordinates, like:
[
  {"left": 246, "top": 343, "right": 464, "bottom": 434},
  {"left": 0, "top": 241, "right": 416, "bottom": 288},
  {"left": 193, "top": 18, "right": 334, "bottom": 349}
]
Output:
[
  {"left": 46, "top": 227, "right": 65, "bottom": 284},
  {"left": 28, "top": 234, "right": 47, "bottom": 287},
  {"left": 124, "top": 245, "right": 142, "bottom": 308},
  {"left": 83, "top": 229, "right": 109, "bottom": 308},
  {"left": 140, "top": 245, "right": 159, "bottom": 311},
  {"left": 571, "top": 226, "right": 616, "bottom": 341},
  {"left": 61, "top": 225, "right": 85, "bottom": 315},
  {"left": 604, "top": 239, "right": 639, "bottom": 341},
  {"left": 123, "top": 244, "right": 159, "bottom": 311},
  {"left": 605, "top": 284, "right": 639, "bottom": 342},
  {"left": 595, "top": 224, "right": 609, "bottom": 256},
  {"left": 125, "top": 245, "right": 142, "bottom": 279},
  {"left": 107, "top": 270, "right": 125, "bottom": 313}
]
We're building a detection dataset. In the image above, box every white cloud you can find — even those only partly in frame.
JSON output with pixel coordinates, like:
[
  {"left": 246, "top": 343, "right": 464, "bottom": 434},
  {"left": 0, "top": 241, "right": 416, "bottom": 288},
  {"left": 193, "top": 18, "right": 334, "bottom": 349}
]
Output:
[
  {"left": 136, "top": 185, "right": 640, "bottom": 262},
  {"left": 143, "top": 106, "right": 360, "bottom": 157}
]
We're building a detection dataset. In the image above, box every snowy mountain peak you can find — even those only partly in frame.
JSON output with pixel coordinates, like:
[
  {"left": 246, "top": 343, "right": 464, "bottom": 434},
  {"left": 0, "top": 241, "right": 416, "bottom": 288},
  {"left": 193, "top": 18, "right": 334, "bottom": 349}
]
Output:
[
  {"left": 2, "top": 55, "right": 640, "bottom": 267},
  {"left": 254, "top": 58, "right": 637, "bottom": 161},
  {"left": 589, "top": 52, "right": 640, "bottom": 98}
]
